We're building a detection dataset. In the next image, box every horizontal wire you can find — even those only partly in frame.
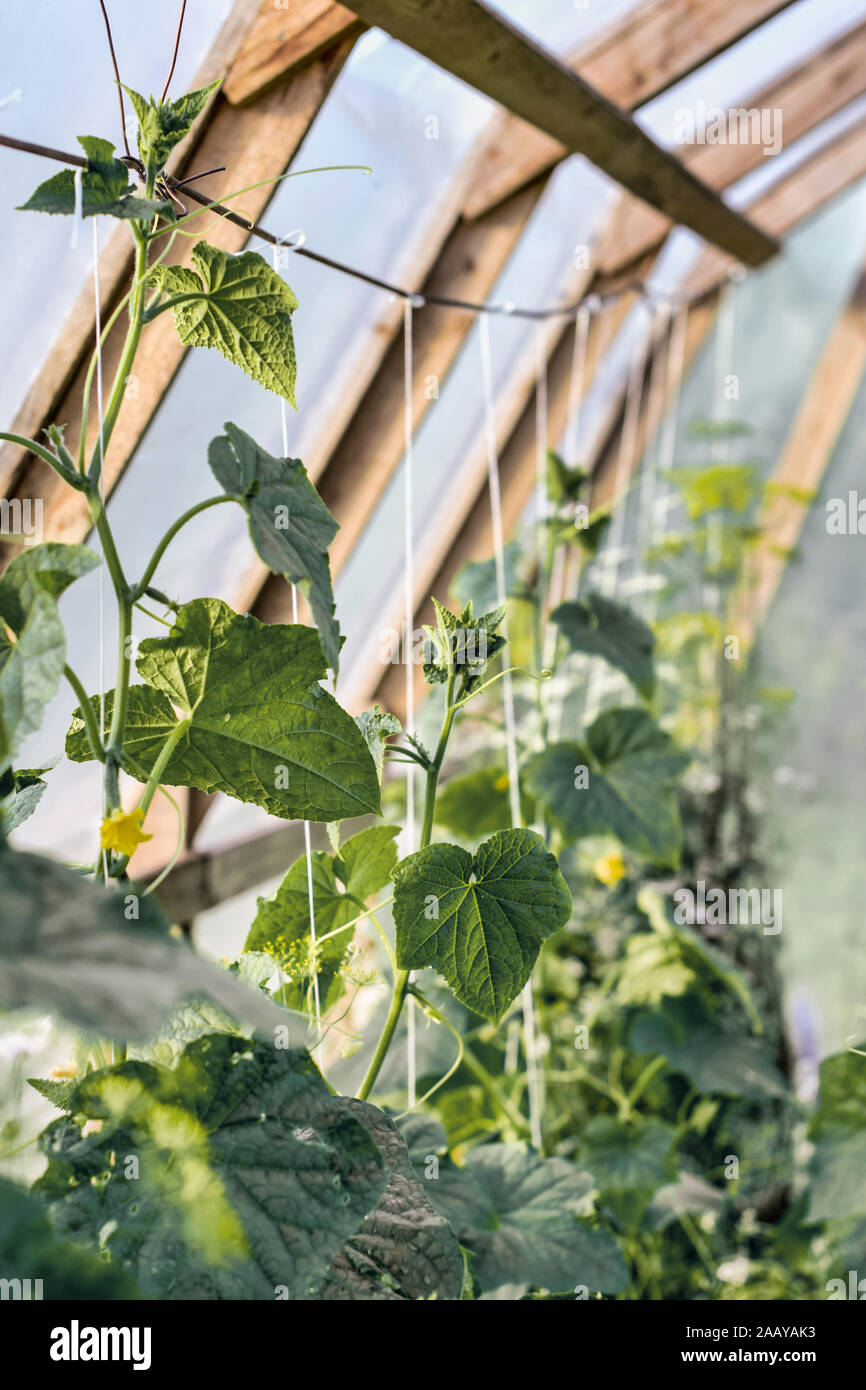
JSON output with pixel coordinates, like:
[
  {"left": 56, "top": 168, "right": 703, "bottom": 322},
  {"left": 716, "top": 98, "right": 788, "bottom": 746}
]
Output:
[{"left": 0, "top": 130, "right": 731, "bottom": 320}]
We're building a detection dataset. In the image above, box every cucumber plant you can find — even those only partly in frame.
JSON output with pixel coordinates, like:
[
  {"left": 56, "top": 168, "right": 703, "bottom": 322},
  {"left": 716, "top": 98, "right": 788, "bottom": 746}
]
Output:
[{"left": 0, "top": 76, "right": 860, "bottom": 1303}]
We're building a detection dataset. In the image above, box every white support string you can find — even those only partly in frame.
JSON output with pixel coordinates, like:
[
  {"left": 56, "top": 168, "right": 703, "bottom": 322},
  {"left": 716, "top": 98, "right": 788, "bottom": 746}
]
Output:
[
  {"left": 547, "top": 304, "right": 595, "bottom": 744},
  {"left": 403, "top": 297, "right": 417, "bottom": 1110},
  {"left": 479, "top": 315, "right": 542, "bottom": 1150},
  {"left": 705, "top": 280, "right": 738, "bottom": 610},
  {"left": 633, "top": 300, "right": 673, "bottom": 616},
  {"left": 274, "top": 238, "right": 322, "bottom": 1059},
  {"left": 582, "top": 309, "right": 649, "bottom": 725},
  {"left": 645, "top": 300, "right": 690, "bottom": 627}
]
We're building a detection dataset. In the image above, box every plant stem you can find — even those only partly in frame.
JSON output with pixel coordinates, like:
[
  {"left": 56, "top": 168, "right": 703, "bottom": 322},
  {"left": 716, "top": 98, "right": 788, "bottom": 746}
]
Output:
[
  {"left": 357, "top": 669, "right": 457, "bottom": 1101},
  {"left": 356, "top": 968, "right": 411, "bottom": 1102},
  {"left": 132, "top": 494, "right": 238, "bottom": 600},
  {"left": 137, "top": 718, "right": 191, "bottom": 819},
  {"left": 63, "top": 665, "right": 104, "bottom": 762},
  {"left": 87, "top": 226, "right": 148, "bottom": 482}
]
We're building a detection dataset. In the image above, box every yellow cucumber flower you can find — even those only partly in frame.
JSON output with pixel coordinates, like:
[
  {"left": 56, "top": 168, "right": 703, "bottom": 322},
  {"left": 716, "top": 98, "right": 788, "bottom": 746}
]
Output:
[
  {"left": 593, "top": 849, "right": 626, "bottom": 888},
  {"left": 100, "top": 807, "right": 153, "bottom": 858}
]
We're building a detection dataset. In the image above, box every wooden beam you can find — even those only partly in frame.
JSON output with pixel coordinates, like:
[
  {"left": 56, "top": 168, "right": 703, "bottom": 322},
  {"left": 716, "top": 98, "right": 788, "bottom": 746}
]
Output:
[
  {"left": 223, "top": 0, "right": 365, "bottom": 106},
  {"left": 1, "top": 36, "right": 358, "bottom": 554},
  {"left": 345, "top": 0, "right": 777, "bottom": 266},
  {"left": 596, "top": 20, "right": 866, "bottom": 282},
  {"left": 463, "top": 0, "right": 799, "bottom": 220},
  {"left": 732, "top": 258, "right": 866, "bottom": 650}
]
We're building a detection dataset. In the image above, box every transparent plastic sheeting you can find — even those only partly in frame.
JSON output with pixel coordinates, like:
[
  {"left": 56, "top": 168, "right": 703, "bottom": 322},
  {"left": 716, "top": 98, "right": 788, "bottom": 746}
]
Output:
[{"left": 0, "top": 0, "right": 234, "bottom": 429}]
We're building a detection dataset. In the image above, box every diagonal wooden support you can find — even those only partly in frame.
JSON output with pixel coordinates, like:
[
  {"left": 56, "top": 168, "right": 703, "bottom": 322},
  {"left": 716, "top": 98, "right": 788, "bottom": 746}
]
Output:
[
  {"left": 596, "top": 19, "right": 866, "bottom": 282},
  {"left": 344, "top": 0, "right": 778, "bottom": 265},
  {"left": 462, "top": 0, "right": 800, "bottom": 220}
]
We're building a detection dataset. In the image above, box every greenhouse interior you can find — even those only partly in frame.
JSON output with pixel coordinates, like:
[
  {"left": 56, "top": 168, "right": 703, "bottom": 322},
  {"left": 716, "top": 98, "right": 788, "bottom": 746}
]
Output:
[{"left": 1, "top": 0, "right": 866, "bottom": 1336}]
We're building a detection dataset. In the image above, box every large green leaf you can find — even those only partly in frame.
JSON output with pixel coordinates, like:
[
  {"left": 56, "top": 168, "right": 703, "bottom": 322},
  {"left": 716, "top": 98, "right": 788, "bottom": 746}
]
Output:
[
  {"left": 245, "top": 826, "right": 399, "bottom": 1010},
  {"left": 0, "top": 1176, "right": 140, "bottom": 1299},
  {"left": 208, "top": 423, "right": 340, "bottom": 671},
  {"left": 0, "top": 583, "right": 64, "bottom": 773},
  {"left": 67, "top": 599, "right": 380, "bottom": 822},
  {"left": 320, "top": 1100, "right": 463, "bottom": 1300},
  {"left": 632, "top": 998, "right": 786, "bottom": 1100},
  {"left": 125, "top": 83, "right": 220, "bottom": 180},
  {"left": 0, "top": 761, "right": 54, "bottom": 832},
  {"left": 552, "top": 592, "right": 655, "bottom": 699},
  {"left": 0, "top": 844, "right": 287, "bottom": 1040},
  {"left": 392, "top": 827, "right": 571, "bottom": 1023},
  {"left": 0, "top": 542, "right": 99, "bottom": 628},
  {"left": 412, "top": 1136, "right": 626, "bottom": 1299},
  {"left": 578, "top": 1116, "right": 679, "bottom": 1229},
  {"left": 153, "top": 242, "right": 298, "bottom": 404},
  {"left": 0, "top": 542, "right": 99, "bottom": 771},
  {"left": 807, "top": 1051, "right": 866, "bottom": 1223},
  {"left": 37, "top": 1035, "right": 388, "bottom": 1300},
  {"left": 334, "top": 824, "right": 400, "bottom": 901},
  {"left": 522, "top": 708, "right": 690, "bottom": 866},
  {"left": 17, "top": 135, "right": 171, "bottom": 221}
]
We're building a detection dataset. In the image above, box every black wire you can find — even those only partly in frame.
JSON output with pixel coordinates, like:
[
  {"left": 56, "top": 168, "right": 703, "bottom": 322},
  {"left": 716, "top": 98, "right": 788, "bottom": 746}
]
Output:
[{"left": 0, "top": 131, "right": 725, "bottom": 318}]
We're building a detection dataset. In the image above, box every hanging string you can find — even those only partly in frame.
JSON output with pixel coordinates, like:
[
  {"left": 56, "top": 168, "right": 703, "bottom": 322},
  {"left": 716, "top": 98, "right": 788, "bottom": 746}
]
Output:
[
  {"left": 479, "top": 314, "right": 542, "bottom": 1150},
  {"left": 582, "top": 306, "right": 650, "bottom": 725},
  {"left": 632, "top": 300, "right": 674, "bottom": 615},
  {"left": 641, "top": 302, "right": 690, "bottom": 630},
  {"left": 274, "top": 238, "right": 322, "bottom": 1059},
  {"left": 705, "top": 280, "right": 738, "bottom": 610},
  {"left": 547, "top": 302, "right": 600, "bottom": 744},
  {"left": 403, "top": 297, "right": 418, "bottom": 1110}
]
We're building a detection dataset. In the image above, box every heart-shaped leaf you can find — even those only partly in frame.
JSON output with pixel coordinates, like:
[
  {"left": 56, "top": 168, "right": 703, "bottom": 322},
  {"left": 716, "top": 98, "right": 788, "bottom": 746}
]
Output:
[
  {"left": 392, "top": 827, "right": 571, "bottom": 1023},
  {"left": 17, "top": 136, "right": 171, "bottom": 221},
  {"left": 66, "top": 599, "right": 380, "bottom": 822},
  {"left": 406, "top": 1131, "right": 626, "bottom": 1299},
  {"left": 208, "top": 423, "right": 340, "bottom": 671},
  {"left": 154, "top": 242, "right": 297, "bottom": 404},
  {"left": 552, "top": 592, "right": 655, "bottom": 699},
  {"left": 245, "top": 827, "right": 398, "bottom": 1010},
  {"left": 36, "top": 1035, "right": 388, "bottom": 1300},
  {"left": 523, "top": 708, "right": 690, "bottom": 867}
]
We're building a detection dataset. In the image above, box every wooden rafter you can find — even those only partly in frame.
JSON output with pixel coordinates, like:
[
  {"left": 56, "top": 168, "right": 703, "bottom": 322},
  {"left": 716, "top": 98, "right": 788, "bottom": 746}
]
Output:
[
  {"left": 463, "top": 0, "right": 800, "bottom": 220},
  {"left": 223, "top": 0, "right": 365, "bottom": 105},
  {"left": 596, "top": 19, "right": 866, "bottom": 283},
  {"left": 344, "top": 0, "right": 777, "bottom": 266},
  {"left": 732, "top": 255, "right": 866, "bottom": 650}
]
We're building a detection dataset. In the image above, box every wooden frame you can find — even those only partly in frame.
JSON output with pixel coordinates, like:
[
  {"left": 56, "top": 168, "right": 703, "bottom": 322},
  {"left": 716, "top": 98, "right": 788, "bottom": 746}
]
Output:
[{"left": 344, "top": 0, "right": 777, "bottom": 265}]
